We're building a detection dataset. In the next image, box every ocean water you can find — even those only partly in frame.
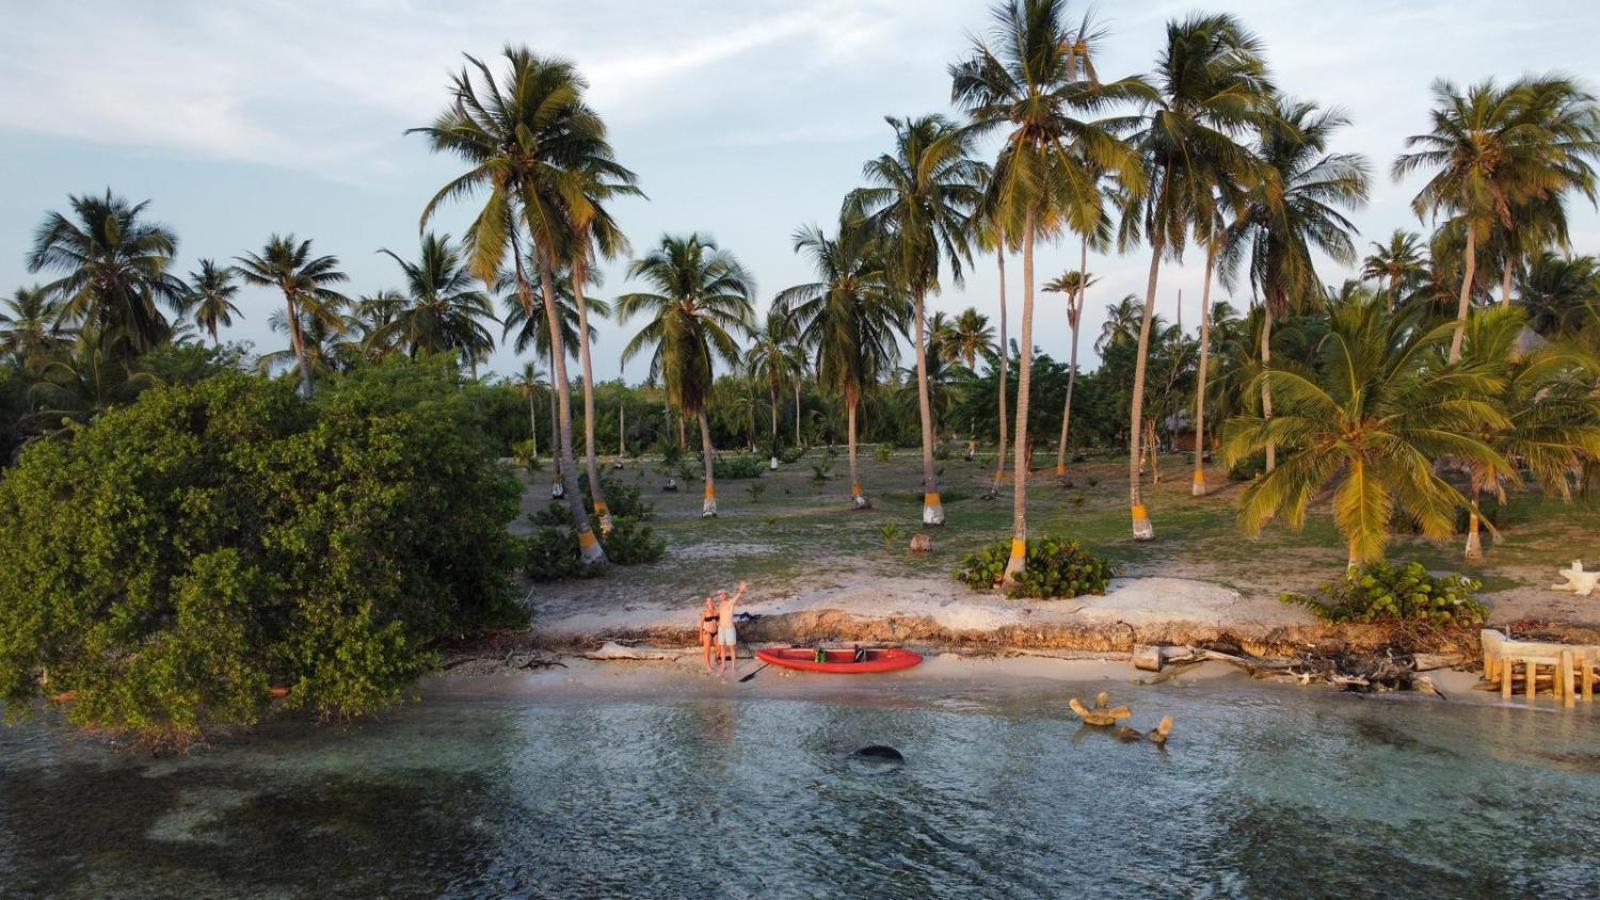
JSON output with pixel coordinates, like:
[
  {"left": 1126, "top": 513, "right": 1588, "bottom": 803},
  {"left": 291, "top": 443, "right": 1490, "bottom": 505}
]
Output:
[{"left": 2, "top": 673, "right": 1598, "bottom": 898}]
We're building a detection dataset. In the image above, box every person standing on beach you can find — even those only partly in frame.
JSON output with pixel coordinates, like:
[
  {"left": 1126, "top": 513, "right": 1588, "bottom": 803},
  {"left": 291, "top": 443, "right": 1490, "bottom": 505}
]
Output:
[
  {"left": 716, "top": 581, "right": 747, "bottom": 676},
  {"left": 699, "top": 596, "right": 718, "bottom": 674}
]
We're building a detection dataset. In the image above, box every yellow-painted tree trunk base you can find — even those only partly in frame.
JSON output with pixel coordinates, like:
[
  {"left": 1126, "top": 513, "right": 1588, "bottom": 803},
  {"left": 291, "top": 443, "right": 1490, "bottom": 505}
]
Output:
[
  {"left": 922, "top": 494, "right": 946, "bottom": 526},
  {"left": 1465, "top": 516, "right": 1483, "bottom": 562},
  {"left": 1190, "top": 472, "right": 1207, "bottom": 497},
  {"left": 1131, "top": 505, "right": 1155, "bottom": 541},
  {"left": 577, "top": 528, "right": 605, "bottom": 565},
  {"left": 702, "top": 485, "right": 717, "bottom": 518},
  {"left": 595, "top": 502, "right": 614, "bottom": 536},
  {"left": 1002, "top": 537, "right": 1026, "bottom": 585}
]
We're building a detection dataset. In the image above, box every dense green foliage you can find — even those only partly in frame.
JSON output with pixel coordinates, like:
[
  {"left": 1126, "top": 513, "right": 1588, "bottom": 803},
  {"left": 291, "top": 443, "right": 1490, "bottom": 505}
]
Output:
[
  {"left": 1282, "top": 562, "right": 1486, "bottom": 627},
  {"left": 0, "top": 364, "right": 524, "bottom": 741},
  {"left": 522, "top": 513, "right": 665, "bottom": 581},
  {"left": 711, "top": 453, "right": 768, "bottom": 480},
  {"left": 955, "top": 536, "right": 1117, "bottom": 599}
]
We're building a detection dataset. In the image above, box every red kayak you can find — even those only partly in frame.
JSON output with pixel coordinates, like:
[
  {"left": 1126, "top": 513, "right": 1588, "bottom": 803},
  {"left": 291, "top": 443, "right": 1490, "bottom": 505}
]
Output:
[{"left": 755, "top": 646, "right": 923, "bottom": 674}]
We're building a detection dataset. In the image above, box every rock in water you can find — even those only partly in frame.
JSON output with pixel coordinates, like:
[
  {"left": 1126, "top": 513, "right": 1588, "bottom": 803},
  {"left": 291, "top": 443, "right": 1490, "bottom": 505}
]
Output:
[{"left": 847, "top": 745, "right": 905, "bottom": 774}]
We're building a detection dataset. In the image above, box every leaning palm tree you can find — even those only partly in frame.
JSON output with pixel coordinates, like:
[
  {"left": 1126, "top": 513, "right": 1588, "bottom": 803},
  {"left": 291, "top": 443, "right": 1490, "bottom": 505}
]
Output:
[
  {"left": 847, "top": 115, "right": 986, "bottom": 526},
  {"left": 951, "top": 0, "right": 1144, "bottom": 577},
  {"left": 618, "top": 234, "right": 756, "bottom": 517},
  {"left": 0, "top": 285, "right": 72, "bottom": 374},
  {"left": 183, "top": 259, "right": 241, "bottom": 345},
  {"left": 410, "top": 47, "right": 625, "bottom": 564},
  {"left": 1222, "top": 302, "right": 1508, "bottom": 569},
  {"left": 1044, "top": 270, "right": 1097, "bottom": 484},
  {"left": 1393, "top": 76, "right": 1600, "bottom": 362},
  {"left": 746, "top": 307, "right": 805, "bottom": 467},
  {"left": 1360, "top": 229, "right": 1428, "bottom": 310},
  {"left": 1120, "top": 12, "right": 1271, "bottom": 540},
  {"left": 500, "top": 264, "right": 600, "bottom": 498},
  {"left": 26, "top": 190, "right": 185, "bottom": 356},
  {"left": 778, "top": 219, "right": 903, "bottom": 510},
  {"left": 1221, "top": 98, "right": 1372, "bottom": 476},
  {"left": 233, "top": 234, "right": 350, "bottom": 398},
  {"left": 375, "top": 232, "right": 498, "bottom": 373}
]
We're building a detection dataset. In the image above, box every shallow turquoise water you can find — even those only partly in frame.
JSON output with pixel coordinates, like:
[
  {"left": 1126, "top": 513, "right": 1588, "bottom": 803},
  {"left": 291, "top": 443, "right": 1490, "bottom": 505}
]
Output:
[{"left": 2, "top": 674, "right": 1599, "bottom": 898}]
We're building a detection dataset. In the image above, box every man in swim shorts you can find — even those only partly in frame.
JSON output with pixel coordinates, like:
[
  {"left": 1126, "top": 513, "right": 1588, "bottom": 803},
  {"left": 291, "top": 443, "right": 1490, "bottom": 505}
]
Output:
[{"left": 715, "top": 581, "right": 747, "bottom": 677}]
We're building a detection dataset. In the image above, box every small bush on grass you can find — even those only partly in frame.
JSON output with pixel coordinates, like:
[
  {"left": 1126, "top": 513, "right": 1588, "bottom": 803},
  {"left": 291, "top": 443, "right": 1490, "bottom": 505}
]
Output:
[
  {"left": 875, "top": 445, "right": 893, "bottom": 463},
  {"left": 711, "top": 454, "right": 766, "bottom": 479},
  {"left": 1282, "top": 561, "right": 1485, "bottom": 627},
  {"left": 523, "top": 516, "right": 665, "bottom": 580},
  {"left": 583, "top": 475, "right": 652, "bottom": 520},
  {"left": 955, "top": 536, "right": 1117, "bottom": 599},
  {"left": 779, "top": 445, "right": 806, "bottom": 464}
]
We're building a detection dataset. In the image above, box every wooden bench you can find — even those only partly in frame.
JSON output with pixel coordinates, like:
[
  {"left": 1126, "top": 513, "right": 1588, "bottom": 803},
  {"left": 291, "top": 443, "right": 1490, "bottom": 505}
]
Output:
[{"left": 1482, "top": 629, "right": 1600, "bottom": 708}]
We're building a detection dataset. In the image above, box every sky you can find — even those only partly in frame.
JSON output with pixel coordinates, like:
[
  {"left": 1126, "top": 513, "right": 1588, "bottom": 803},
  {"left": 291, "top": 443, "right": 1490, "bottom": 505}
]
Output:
[{"left": 2, "top": 0, "right": 1598, "bottom": 384}]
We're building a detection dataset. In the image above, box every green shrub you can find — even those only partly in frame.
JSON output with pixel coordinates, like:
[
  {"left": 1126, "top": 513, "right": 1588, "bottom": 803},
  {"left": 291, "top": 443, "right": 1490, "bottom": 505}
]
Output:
[
  {"left": 879, "top": 523, "right": 903, "bottom": 549},
  {"left": 712, "top": 454, "right": 767, "bottom": 479},
  {"left": 955, "top": 536, "right": 1117, "bottom": 599},
  {"left": 583, "top": 475, "right": 651, "bottom": 520},
  {"left": 511, "top": 439, "right": 541, "bottom": 471},
  {"left": 811, "top": 460, "right": 833, "bottom": 482},
  {"left": 531, "top": 501, "right": 574, "bottom": 528},
  {"left": 1282, "top": 561, "right": 1485, "bottom": 627},
  {"left": 523, "top": 516, "right": 664, "bottom": 578},
  {"left": 875, "top": 444, "right": 893, "bottom": 463},
  {"left": 779, "top": 445, "right": 806, "bottom": 464},
  {"left": 603, "top": 517, "right": 665, "bottom": 565},
  {"left": 747, "top": 482, "right": 766, "bottom": 503},
  {"left": 0, "top": 366, "right": 524, "bottom": 743},
  {"left": 658, "top": 441, "right": 685, "bottom": 470}
]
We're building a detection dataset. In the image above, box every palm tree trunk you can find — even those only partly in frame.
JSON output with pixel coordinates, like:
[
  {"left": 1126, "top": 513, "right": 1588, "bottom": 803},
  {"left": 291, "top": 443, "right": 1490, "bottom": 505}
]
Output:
[
  {"left": 1004, "top": 211, "right": 1038, "bottom": 584},
  {"left": 794, "top": 380, "right": 803, "bottom": 448},
  {"left": 531, "top": 390, "right": 541, "bottom": 457},
  {"left": 1056, "top": 235, "right": 1086, "bottom": 486},
  {"left": 1192, "top": 245, "right": 1216, "bottom": 497},
  {"left": 848, "top": 391, "right": 869, "bottom": 509},
  {"left": 1465, "top": 483, "right": 1484, "bottom": 562},
  {"left": 528, "top": 249, "right": 604, "bottom": 565},
  {"left": 914, "top": 287, "right": 943, "bottom": 525},
  {"left": 548, "top": 352, "right": 563, "bottom": 497},
  {"left": 1500, "top": 258, "right": 1514, "bottom": 310},
  {"left": 769, "top": 382, "right": 780, "bottom": 470},
  {"left": 1262, "top": 308, "right": 1275, "bottom": 474},
  {"left": 698, "top": 407, "right": 717, "bottom": 517},
  {"left": 1450, "top": 234, "right": 1477, "bottom": 363},
  {"left": 1128, "top": 234, "right": 1161, "bottom": 541},
  {"left": 991, "top": 249, "right": 1009, "bottom": 497},
  {"left": 571, "top": 259, "right": 611, "bottom": 534},
  {"left": 618, "top": 402, "right": 625, "bottom": 457},
  {"left": 284, "top": 292, "right": 312, "bottom": 399}
]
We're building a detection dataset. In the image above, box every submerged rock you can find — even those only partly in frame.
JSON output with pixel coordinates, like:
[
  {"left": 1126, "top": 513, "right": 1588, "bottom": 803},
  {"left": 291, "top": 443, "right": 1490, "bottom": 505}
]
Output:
[{"left": 847, "top": 745, "right": 905, "bottom": 774}]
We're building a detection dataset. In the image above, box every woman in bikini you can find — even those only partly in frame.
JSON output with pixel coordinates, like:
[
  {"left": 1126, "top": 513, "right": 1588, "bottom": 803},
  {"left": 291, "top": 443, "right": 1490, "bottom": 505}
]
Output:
[{"left": 700, "top": 596, "right": 719, "bottom": 674}]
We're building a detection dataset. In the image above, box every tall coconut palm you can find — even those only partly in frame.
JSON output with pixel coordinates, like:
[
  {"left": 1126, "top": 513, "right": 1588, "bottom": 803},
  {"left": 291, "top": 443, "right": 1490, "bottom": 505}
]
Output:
[
  {"left": 26, "top": 190, "right": 185, "bottom": 356},
  {"left": 746, "top": 307, "right": 805, "bottom": 467},
  {"left": 564, "top": 156, "right": 643, "bottom": 534},
  {"left": 515, "top": 361, "right": 547, "bottom": 458},
  {"left": 969, "top": 207, "right": 1015, "bottom": 494},
  {"left": 1360, "top": 229, "right": 1428, "bottom": 310},
  {"left": 410, "top": 48, "right": 626, "bottom": 564},
  {"left": 233, "top": 235, "right": 350, "bottom": 398},
  {"left": 1222, "top": 302, "right": 1507, "bottom": 569},
  {"left": 1096, "top": 294, "right": 1143, "bottom": 353},
  {"left": 944, "top": 308, "right": 996, "bottom": 372},
  {"left": 847, "top": 115, "right": 986, "bottom": 526},
  {"left": 1120, "top": 13, "right": 1270, "bottom": 540},
  {"left": 1393, "top": 76, "right": 1600, "bottom": 362},
  {"left": 182, "top": 260, "right": 241, "bottom": 345},
  {"left": 1, "top": 285, "right": 71, "bottom": 374},
  {"left": 375, "top": 232, "right": 498, "bottom": 374},
  {"left": 1044, "top": 269, "right": 1097, "bottom": 483},
  {"left": 778, "top": 219, "right": 903, "bottom": 510},
  {"left": 618, "top": 234, "right": 756, "bottom": 517},
  {"left": 951, "top": 0, "right": 1144, "bottom": 577},
  {"left": 500, "top": 263, "right": 601, "bottom": 496},
  {"left": 1221, "top": 98, "right": 1371, "bottom": 475}
]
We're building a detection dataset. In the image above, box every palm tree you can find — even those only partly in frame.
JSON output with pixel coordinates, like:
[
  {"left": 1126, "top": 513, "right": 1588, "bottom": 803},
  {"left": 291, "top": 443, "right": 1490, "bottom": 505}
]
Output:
[
  {"left": 1044, "top": 270, "right": 1097, "bottom": 484},
  {"left": 500, "top": 265, "right": 600, "bottom": 498},
  {"left": 847, "top": 115, "right": 986, "bottom": 526},
  {"left": 182, "top": 260, "right": 241, "bottom": 345},
  {"left": 746, "top": 307, "right": 805, "bottom": 466},
  {"left": 1121, "top": 12, "right": 1271, "bottom": 540},
  {"left": 411, "top": 48, "right": 625, "bottom": 563},
  {"left": 375, "top": 232, "right": 498, "bottom": 373},
  {"left": 1096, "top": 294, "right": 1143, "bottom": 353},
  {"left": 1457, "top": 307, "right": 1600, "bottom": 560},
  {"left": 618, "top": 234, "right": 756, "bottom": 517},
  {"left": 1360, "top": 229, "right": 1428, "bottom": 310},
  {"left": 27, "top": 328, "right": 158, "bottom": 428},
  {"left": 1393, "top": 76, "right": 1600, "bottom": 362},
  {"left": 944, "top": 308, "right": 995, "bottom": 372},
  {"left": 1222, "top": 302, "right": 1507, "bottom": 569},
  {"left": 515, "top": 361, "right": 547, "bottom": 458},
  {"left": 778, "top": 219, "right": 903, "bottom": 510},
  {"left": 951, "top": 0, "right": 1143, "bottom": 576},
  {"left": 564, "top": 155, "right": 643, "bottom": 534},
  {"left": 26, "top": 190, "right": 184, "bottom": 356},
  {"left": 1517, "top": 251, "right": 1600, "bottom": 337},
  {"left": 1221, "top": 98, "right": 1371, "bottom": 475},
  {"left": 968, "top": 208, "right": 1014, "bottom": 494},
  {"left": 1, "top": 285, "right": 71, "bottom": 374},
  {"left": 233, "top": 235, "right": 350, "bottom": 398}
]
